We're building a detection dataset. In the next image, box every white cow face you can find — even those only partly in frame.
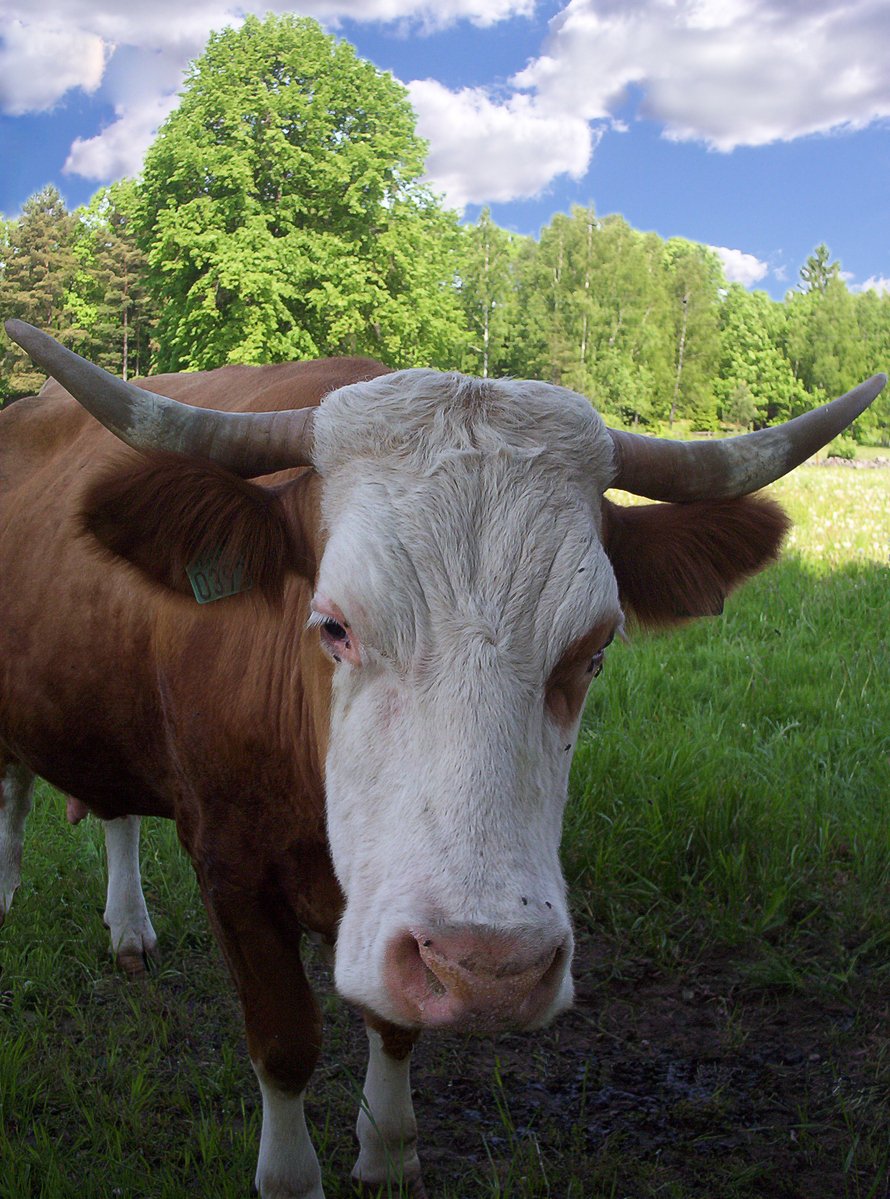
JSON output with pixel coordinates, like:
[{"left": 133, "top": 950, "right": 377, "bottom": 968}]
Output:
[{"left": 311, "top": 371, "right": 620, "bottom": 1032}]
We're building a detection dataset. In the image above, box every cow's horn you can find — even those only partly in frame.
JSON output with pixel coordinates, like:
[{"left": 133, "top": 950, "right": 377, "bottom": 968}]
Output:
[
  {"left": 608, "top": 374, "right": 887, "bottom": 501},
  {"left": 3, "top": 319, "right": 315, "bottom": 476}
]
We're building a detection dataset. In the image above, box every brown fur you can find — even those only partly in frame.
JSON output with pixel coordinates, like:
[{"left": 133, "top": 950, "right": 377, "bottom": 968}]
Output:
[
  {"left": 81, "top": 451, "right": 313, "bottom": 600},
  {"left": 602, "top": 494, "right": 790, "bottom": 626},
  {"left": 546, "top": 619, "right": 618, "bottom": 727}
]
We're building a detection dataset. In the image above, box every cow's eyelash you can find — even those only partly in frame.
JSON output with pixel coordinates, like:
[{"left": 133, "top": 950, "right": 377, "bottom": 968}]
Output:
[{"left": 307, "top": 609, "right": 349, "bottom": 632}]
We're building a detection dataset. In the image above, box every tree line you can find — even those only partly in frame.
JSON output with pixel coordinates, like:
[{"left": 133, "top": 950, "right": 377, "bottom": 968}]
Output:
[{"left": 1, "top": 14, "right": 887, "bottom": 443}]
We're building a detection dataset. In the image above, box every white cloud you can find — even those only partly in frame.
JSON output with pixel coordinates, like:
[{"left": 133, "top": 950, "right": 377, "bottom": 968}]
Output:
[
  {"left": 0, "top": 1, "right": 537, "bottom": 189},
  {"left": 3, "top": 0, "right": 888, "bottom": 212},
  {"left": 0, "top": 19, "right": 109, "bottom": 115},
  {"left": 63, "top": 94, "right": 180, "bottom": 182},
  {"left": 409, "top": 80, "right": 595, "bottom": 210},
  {"left": 515, "top": 0, "right": 890, "bottom": 151},
  {"left": 851, "top": 276, "right": 890, "bottom": 295},
  {"left": 710, "top": 245, "right": 769, "bottom": 288}
]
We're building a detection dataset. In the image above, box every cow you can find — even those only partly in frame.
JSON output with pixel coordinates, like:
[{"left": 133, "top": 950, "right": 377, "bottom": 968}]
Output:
[{"left": 0, "top": 317, "right": 884, "bottom": 1198}]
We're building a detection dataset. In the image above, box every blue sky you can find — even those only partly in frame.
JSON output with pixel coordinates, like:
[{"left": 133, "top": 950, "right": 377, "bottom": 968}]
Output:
[{"left": 1, "top": 1, "right": 888, "bottom": 300}]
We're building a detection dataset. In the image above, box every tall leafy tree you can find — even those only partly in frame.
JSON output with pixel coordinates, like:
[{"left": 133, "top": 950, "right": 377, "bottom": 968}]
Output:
[
  {"left": 0, "top": 184, "right": 81, "bottom": 399},
  {"left": 514, "top": 209, "right": 688, "bottom": 426},
  {"left": 784, "top": 277, "right": 868, "bottom": 405},
  {"left": 716, "top": 286, "right": 807, "bottom": 426},
  {"left": 458, "top": 208, "right": 524, "bottom": 378},
  {"left": 853, "top": 288, "right": 890, "bottom": 443},
  {"left": 136, "top": 14, "right": 466, "bottom": 371},
  {"left": 663, "top": 239, "right": 723, "bottom": 428}
]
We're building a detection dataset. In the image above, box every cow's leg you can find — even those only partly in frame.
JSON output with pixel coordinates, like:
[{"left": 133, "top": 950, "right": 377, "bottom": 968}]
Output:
[
  {"left": 0, "top": 759, "right": 35, "bottom": 925},
  {"left": 196, "top": 877, "right": 325, "bottom": 1199},
  {"left": 352, "top": 1015, "right": 425, "bottom": 1197},
  {"left": 102, "top": 815, "right": 159, "bottom": 975}
]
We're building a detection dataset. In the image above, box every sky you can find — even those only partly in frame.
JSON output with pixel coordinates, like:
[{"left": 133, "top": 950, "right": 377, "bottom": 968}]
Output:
[{"left": 0, "top": 0, "right": 888, "bottom": 301}]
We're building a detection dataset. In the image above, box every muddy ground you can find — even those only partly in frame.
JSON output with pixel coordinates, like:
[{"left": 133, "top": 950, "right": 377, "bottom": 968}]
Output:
[{"left": 306, "top": 931, "right": 889, "bottom": 1199}]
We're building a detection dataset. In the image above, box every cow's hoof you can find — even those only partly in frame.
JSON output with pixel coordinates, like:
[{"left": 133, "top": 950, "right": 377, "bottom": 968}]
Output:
[{"left": 115, "top": 941, "right": 160, "bottom": 977}]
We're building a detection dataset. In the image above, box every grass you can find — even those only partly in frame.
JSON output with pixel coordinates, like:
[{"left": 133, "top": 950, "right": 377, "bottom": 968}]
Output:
[
  {"left": 567, "top": 468, "right": 889, "bottom": 960},
  {"left": 1, "top": 464, "right": 888, "bottom": 1198}
]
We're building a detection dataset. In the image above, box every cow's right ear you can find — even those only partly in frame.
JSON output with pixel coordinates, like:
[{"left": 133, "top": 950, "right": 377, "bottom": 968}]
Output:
[
  {"left": 81, "top": 452, "right": 317, "bottom": 601},
  {"left": 601, "top": 492, "right": 790, "bottom": 627}
]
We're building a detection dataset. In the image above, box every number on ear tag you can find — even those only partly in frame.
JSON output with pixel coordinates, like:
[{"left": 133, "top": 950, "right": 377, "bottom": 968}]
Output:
[{"left": 186, "top": 547, "right": 253, "bottom": 604}]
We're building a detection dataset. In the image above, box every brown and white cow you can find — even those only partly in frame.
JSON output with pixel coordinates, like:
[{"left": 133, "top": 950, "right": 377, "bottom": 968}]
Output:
[{"left": 0, "top": 318, "right": 884, "bottom": 1198}]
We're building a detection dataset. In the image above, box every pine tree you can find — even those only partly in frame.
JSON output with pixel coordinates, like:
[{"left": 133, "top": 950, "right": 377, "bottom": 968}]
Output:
[
  {"left": 0, "top": 185, "right": 81, "bottom": 398},
  {"left": 72, "top": 183, "right": 155, "bottom": 379},
  {"left": 798, "top": 243, "right": 840, "bottom": 294}
]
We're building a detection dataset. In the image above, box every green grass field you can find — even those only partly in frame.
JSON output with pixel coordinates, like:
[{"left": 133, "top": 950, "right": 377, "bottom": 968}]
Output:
[{"left": 0, "top": 466, "right": 887, "bottom": 1198}]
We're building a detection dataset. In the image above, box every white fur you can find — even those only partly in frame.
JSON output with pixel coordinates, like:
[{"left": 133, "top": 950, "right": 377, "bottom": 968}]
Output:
[
  {"left": 102, "top": 816, "right": 158, "bottom": 968},
  {"left": 312, "top": 371, "right": 620, "bottom": 1023},
  {"left": 352, "top": 1028, "right": 421, "bottom": 1188},
  {"left": 253, "top": 1064, "right": 324, "bottom": 1199},
  {"left": 0, "top": 762, "right": 35, "bottom": 922}
]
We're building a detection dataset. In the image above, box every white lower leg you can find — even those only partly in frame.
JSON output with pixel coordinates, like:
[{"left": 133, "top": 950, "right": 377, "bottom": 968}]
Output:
[
  {"left": 103, "top": 815, "right": 158, "bottom": 971},
  {"left": 352, "top": 1027, "right": 422, "bottom": 1188},
  {"left": 253, "top": 1063, "right": 325, "bottom": 1199},
  {"left": 0, "top": 763, "right": 34, "bottom": 923}
]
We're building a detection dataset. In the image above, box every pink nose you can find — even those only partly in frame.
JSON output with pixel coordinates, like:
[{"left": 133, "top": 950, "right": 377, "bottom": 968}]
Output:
[{"left": 383, "top": 925, "right": 570, "bottom": 1031}]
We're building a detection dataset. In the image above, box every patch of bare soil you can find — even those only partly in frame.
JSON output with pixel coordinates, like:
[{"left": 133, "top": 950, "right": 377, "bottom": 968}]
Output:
[{"left": 311, "top": 933, "right": 889, "bottom": 1198}]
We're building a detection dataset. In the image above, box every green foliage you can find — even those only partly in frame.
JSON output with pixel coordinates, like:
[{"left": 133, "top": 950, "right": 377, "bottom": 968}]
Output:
[
  {"left": 71, "top": 181, "right": 156, "bottom": 379},
  {"left": 827, "top": 434, "right": 857, "bottom": 460},
  {"left": 0, "top": 185, "right": 82, "bottom": 398},
  {"left": 716, "top": 285, "right": 808, "bottom": 425},
  {"left": 135, "top": 14, "right": 466, "bottom": 371},
  {"left": 457, "top": 207, "right": 525, "bottom": 378},
  {"left": 663, "top": 238, "right": 723, "bottom": 429},
  {"left": 510, "top": 209, "right": 675, "bottom": 426},
  {"left": 798, "top": 241, "right": 841, "bottom": 294}
]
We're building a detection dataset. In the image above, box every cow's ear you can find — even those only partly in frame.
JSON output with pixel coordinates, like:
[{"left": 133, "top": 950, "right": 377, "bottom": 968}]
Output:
[
  {"left": 81, "top": 451, "right": 316, "bottom": 601},
  {"left": 601, "top": 494, "right": 790, "bottom": 627}
]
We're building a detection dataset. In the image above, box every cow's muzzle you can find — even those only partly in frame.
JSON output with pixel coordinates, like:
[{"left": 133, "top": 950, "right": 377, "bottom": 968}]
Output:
[{"left": 382, "top": 924, "right": 572, "bottom": 1031}]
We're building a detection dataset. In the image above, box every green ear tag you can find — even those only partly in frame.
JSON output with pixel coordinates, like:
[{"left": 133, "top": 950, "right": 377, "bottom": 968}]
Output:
[{"left": 186, "top": 547, "right": 253, "bottom": 604}]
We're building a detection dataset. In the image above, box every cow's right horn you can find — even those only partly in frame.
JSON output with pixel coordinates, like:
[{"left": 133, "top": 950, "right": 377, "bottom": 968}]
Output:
[
  {"left": 607, "top": 374, "right": 886, "bottom": 502},
  {"left": 4, "top": 320, "right": 315, "bottom": 477}
]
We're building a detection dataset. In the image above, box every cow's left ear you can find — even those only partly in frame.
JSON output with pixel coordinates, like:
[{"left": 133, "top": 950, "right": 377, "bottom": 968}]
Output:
[
  {"left": 601, "top": 493, "right": 790, "bottom": 627},
  {"left": 81, "top": 451, "right": 316, "bottom": 601}
]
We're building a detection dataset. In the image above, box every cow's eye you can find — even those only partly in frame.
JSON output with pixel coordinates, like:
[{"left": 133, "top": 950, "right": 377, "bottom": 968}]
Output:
[
  {"left": 322, "top": 619, "right": 348, "bottom": 643},
  {"left": 587, "top": 649, "right": 605, "bottom": 677}
]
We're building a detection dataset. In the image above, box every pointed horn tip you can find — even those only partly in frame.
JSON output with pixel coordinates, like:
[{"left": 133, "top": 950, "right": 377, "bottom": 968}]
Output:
[
  {"left": 4, "top": 318, "right": 53, "bottom": 358},
  {"left": 4, "top": 317, "right": 33, "bottom": 344}
]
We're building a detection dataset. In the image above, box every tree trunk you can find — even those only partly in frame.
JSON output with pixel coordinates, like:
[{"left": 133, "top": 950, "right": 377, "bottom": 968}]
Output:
[{"left": 669, "top": 292, "right": 689, "bottom": 427}]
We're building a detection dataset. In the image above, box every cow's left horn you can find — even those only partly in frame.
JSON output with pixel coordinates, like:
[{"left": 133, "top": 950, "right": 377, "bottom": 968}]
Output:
[
  {"left": 4, "top": 320, "right": 315, "bottom": 476},
  {"left": 608, "top": 374, "right": 887, "bottom": 501}
]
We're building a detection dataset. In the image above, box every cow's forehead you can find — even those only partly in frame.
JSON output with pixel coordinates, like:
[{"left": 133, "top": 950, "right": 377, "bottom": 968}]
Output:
[
  {"left": 312, "top": 371, "right": 620, "bottom": 668},
  {"left": 312, "top": 369, "right": 614, "bottom": 492}
]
